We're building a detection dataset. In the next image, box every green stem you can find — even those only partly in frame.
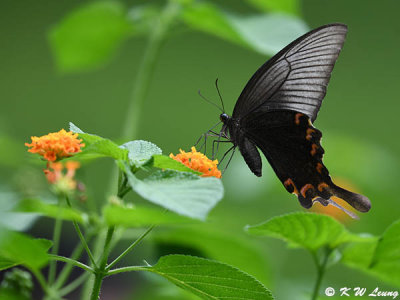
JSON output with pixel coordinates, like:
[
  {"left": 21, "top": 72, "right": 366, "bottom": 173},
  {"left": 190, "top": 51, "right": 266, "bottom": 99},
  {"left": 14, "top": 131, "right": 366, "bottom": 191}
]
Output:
[
  {"left": 90, "top": 273, "right": 104, "bottom": 300},
  {"left": 30, "top": 268, "right": 50, "bottom": 296},
  {"left": 99, "top": 226, "right": 115, "bottom": 269},
  {"left": 122, "top": 0, "right": 181, "bottom": 140},
  {"left": 106, "top": 0, "right": 181, "bottom": 195},
  {"left": 84, "top": 1, "right": 180, "bottom": 298},
  {"left": 54, "top": 229, "right": 95, "bottom": 289},
  {"left": 311, "top": 248, "right": 332, "bottom": 300},
  {"left": 106, "top": 265, "right": 148, "bottom": 277},
  {"left": 48, "top": 255, "right": 93, "bottom": 273},
  {"left": 48, "top": 198, "right": 63, "bottom": 285},
  {"left": 81, "top": 231, "right": 104, "bottom": 300},
  {"left": 118, "top": 186, "right": 131, "bottom": 198},
  {"left": 59, "top": 272, "right": 91, "bottom": 297},
  {"left": 65, "top": 196, "right": 97, "bottom": 269},
  {"left": 105, "top": 225, "right": 155, "bottom": 271},
  {"left": 89, "top": 226, "right": 115, "bottom": 300}
]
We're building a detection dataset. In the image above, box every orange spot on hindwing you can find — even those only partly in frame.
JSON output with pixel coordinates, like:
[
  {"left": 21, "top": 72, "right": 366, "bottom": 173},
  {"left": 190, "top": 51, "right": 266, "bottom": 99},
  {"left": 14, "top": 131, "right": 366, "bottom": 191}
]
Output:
[
  {"left": 306, "top": 128, "right": 315, "bottom": 141},
  {"left": 310, "top": 144, "right": 319, "bottom": 156},
  {"left": 300, "top": 184, "right": 314, "bottom": 198},
  {"left": 284, "top": 178, "right": 298, "bottom": 195},
  {"left": 318, "top": 182, "right": 329, "bottom": 192},
  {"left": 316, "top": 163, "right": 324, "bottom": 174}
]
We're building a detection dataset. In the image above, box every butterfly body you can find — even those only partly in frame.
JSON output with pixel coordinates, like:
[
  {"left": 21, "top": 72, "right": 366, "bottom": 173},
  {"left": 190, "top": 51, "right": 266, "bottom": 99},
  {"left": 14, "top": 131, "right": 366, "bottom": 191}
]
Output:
[{"left": 214, "top": 23, "right": 371, "bottom": 214}]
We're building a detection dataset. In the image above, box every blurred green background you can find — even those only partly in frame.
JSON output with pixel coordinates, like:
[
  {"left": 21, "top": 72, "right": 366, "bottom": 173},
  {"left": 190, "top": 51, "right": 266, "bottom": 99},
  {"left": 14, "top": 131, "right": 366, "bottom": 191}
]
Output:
[{"left": 1, "top": 0, "right": 399, "bottom": 299}]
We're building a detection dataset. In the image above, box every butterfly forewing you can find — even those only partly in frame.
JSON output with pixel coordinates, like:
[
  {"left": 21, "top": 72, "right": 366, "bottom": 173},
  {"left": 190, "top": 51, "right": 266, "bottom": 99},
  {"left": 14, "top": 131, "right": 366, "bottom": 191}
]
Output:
[{"left": 232, "top": 23, "right": 347, "bottom": 122}]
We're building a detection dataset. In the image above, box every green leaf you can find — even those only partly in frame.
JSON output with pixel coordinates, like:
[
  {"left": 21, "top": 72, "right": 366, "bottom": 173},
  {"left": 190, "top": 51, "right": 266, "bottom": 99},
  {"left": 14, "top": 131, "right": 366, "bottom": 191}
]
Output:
[
  {"left": 342, "top": 220, "right": 400, "bottom": 286},
  {"left": 14, "top": 199, "right": 86, "bottom": 223},
  {"left": 120, "top": 162, "right": 223, "bottom": 220},
  {"left": 80, "top": 138, "right": 127, "bottom": 160},
  {"left": 341, "top": 238, "right": 377, "bottom": 270},
  {"left": 128, "top": 4, "right": 162, "bottom": 36},
  {"left": 0, "top": 259, "right": 19, "bottom": 272},
  {"left": 0, "top": 191, "right": 38, "bottom": 231},
  {"left": 69, "top": 122, "right": 85, "bottom": 134},
  {"left": 0, "top": 289, "right": 29, "bottom": 300},
  {"left": 0, "top": 268, "right": 33, "bottom": 299},
  {"left": 245, "top": 0, "right": 300, "bottom": 15},
  {"left": 227, "top": 13, "right": 308, "bottom": 55},
  {"left": 246, "top": 212, "right": 364, "bottom": 251},
  {"left": 0, "top": 229, "right": 51, "bottom": 270},
  {"left": 103, "top": 205, "right": 196, "bottom": 227},
  {"left": 373, "top": 220, "right": 400, "bottom": 264},
  {"left": 147, "top": 155, "right": 201, "bottom": 175},
  {"left": 121, "top": 140, "right": 162, "bottom": 168},
  {"left": 181, "top": 2, "right": 248, "bottom": 47},
  {"left": 146, "top": 255, "right": 274, "bottom": 300},
  {"left": 69, "top": 122, "right": 127, "bottom": 160},
  {"left": 153, "top": 225, "right": 270, "bottom": 284},
  {"left": 181, "top": 2, "right": 308, "bottom": 56},
  {"left": 48, "top": 0, "right": 132, "bottom": 72}
]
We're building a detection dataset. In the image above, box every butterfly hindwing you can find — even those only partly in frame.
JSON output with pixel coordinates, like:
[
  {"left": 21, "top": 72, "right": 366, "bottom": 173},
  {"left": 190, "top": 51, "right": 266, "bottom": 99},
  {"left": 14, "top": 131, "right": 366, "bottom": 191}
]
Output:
[
  {"left": 237, "top": 136, "right": 262, "bottom": 177},
  {"left": 239, "top": 110, "right": 370, "bottom": 212},
  {"left": 232, "top": 24, "right": 347, "bottom": 122}
]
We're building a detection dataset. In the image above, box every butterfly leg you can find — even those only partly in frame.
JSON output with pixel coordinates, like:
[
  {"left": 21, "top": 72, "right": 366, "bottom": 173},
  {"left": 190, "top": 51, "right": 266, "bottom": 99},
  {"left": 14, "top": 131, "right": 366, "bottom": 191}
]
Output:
[
  {"left": 218, "top": 145, "right": 235, "bottom": 164},
  {"left": 220, "top": 146, "right": 236, "bottom": 175},
  {"left": 211, "top": 137, "right": 230, "bottom": 159},
  {"left": 195, "top": 121, "right": 223, "bottom": 152},
  {"left": 195, "top": 131, "right": 220, "bottom": 154},
  {"left": 194, "top": 132, "right": 207, "bottom": 153}
]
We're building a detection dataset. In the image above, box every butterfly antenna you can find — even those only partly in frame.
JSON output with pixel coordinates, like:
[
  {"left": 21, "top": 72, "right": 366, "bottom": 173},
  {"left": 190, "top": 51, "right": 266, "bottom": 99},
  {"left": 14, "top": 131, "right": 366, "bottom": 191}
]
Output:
[
  {"left": 215, "top": 78, "right": 225, "bottom": 113},
  {"left": 198, "top": 90, "right": 223, "bottom": 113}
]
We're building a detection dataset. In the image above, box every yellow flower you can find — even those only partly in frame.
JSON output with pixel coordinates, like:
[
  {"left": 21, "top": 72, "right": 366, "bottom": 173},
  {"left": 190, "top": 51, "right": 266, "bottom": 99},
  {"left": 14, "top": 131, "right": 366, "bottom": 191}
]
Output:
[
  {"left": 170, "top": 146, "right": 222, "bottom": 178},
  {"left": 25, "top": 129, "right": 84, "bottom": 162}
]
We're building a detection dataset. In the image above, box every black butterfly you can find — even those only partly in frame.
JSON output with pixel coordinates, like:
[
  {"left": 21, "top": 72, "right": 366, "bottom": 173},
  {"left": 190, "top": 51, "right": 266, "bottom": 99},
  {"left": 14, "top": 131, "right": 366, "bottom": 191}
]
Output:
[{"left": 203, "top": 23, "right": 371, "bottom": 216}]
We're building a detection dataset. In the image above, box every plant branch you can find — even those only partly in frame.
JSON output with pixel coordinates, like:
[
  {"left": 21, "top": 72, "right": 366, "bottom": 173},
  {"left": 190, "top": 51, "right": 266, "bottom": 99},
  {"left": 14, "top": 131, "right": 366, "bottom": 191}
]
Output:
[
  {"left": 105, "top": 225, "right": 155, "bottom": 271},
  {"left": 81, "top": 230, "right": 105, "bottom": 300},
  {"left": 99, "top": 226, "right": 115, "bottom": 269},
  {"left": 90, "top": 273, "right": 104, "bottom": 300},
  {"left": 118, "top": 186, "right": 131, "bottom": 198},
  {"left": 30, "top": 268, "right": 50, "bottom": 296},
  {"left": 85, "top": 1, "right": 181, "bottom": 299},
  {"left": 89, "top": 226, "right": 115, "bottom": 300},
  {"left": 65, "top": 196, "right": 97, "bottom": 269},
  {"left": 106, "top": 265, "right": 148, "bottom": 277},
  {"left": 59, "top": 272, "right": 91, "bottom": 297},
  {"left": 311, "top": 247, "right": 332, "bottom": 300},
  {"left": 48, "top": 198, "right": 63, "bottom": 284},
  {"left": 122, "top": 0, "right": 180, "bottom": 140},
  {"left": 54, "top": 228, "right": 96, "bottom": 289},
  {"left": 48, "top": 255, "right": 93, "bottom": 273}
]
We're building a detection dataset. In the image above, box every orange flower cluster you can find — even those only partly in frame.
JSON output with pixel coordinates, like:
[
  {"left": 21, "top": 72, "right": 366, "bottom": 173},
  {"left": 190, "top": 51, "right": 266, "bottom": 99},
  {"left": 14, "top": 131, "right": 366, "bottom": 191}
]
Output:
[
  {"left": 25, "top": 129, "right": 84, "bottom": 162},
  {"left": 44, "top": 161, "right": 80, "bottom": 184},
  {"left": 170, "top": 146, "right": 221, "bottom": 178},
  {"left": 44, "top": 161, "right": 81, "bottom": 193}
]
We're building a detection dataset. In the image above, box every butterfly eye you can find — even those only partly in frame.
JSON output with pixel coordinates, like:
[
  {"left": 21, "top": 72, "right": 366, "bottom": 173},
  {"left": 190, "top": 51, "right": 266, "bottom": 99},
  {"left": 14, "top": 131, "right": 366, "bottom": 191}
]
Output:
[{"left": 220, "top": 113, "right": 229, "bottom": 123}]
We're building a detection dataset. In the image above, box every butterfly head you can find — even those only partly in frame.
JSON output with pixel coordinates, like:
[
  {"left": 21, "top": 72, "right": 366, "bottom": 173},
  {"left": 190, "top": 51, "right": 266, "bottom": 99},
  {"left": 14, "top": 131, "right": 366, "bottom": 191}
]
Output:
[{"left": 219, "top": 113, "right": 230, "bottom": 124}]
